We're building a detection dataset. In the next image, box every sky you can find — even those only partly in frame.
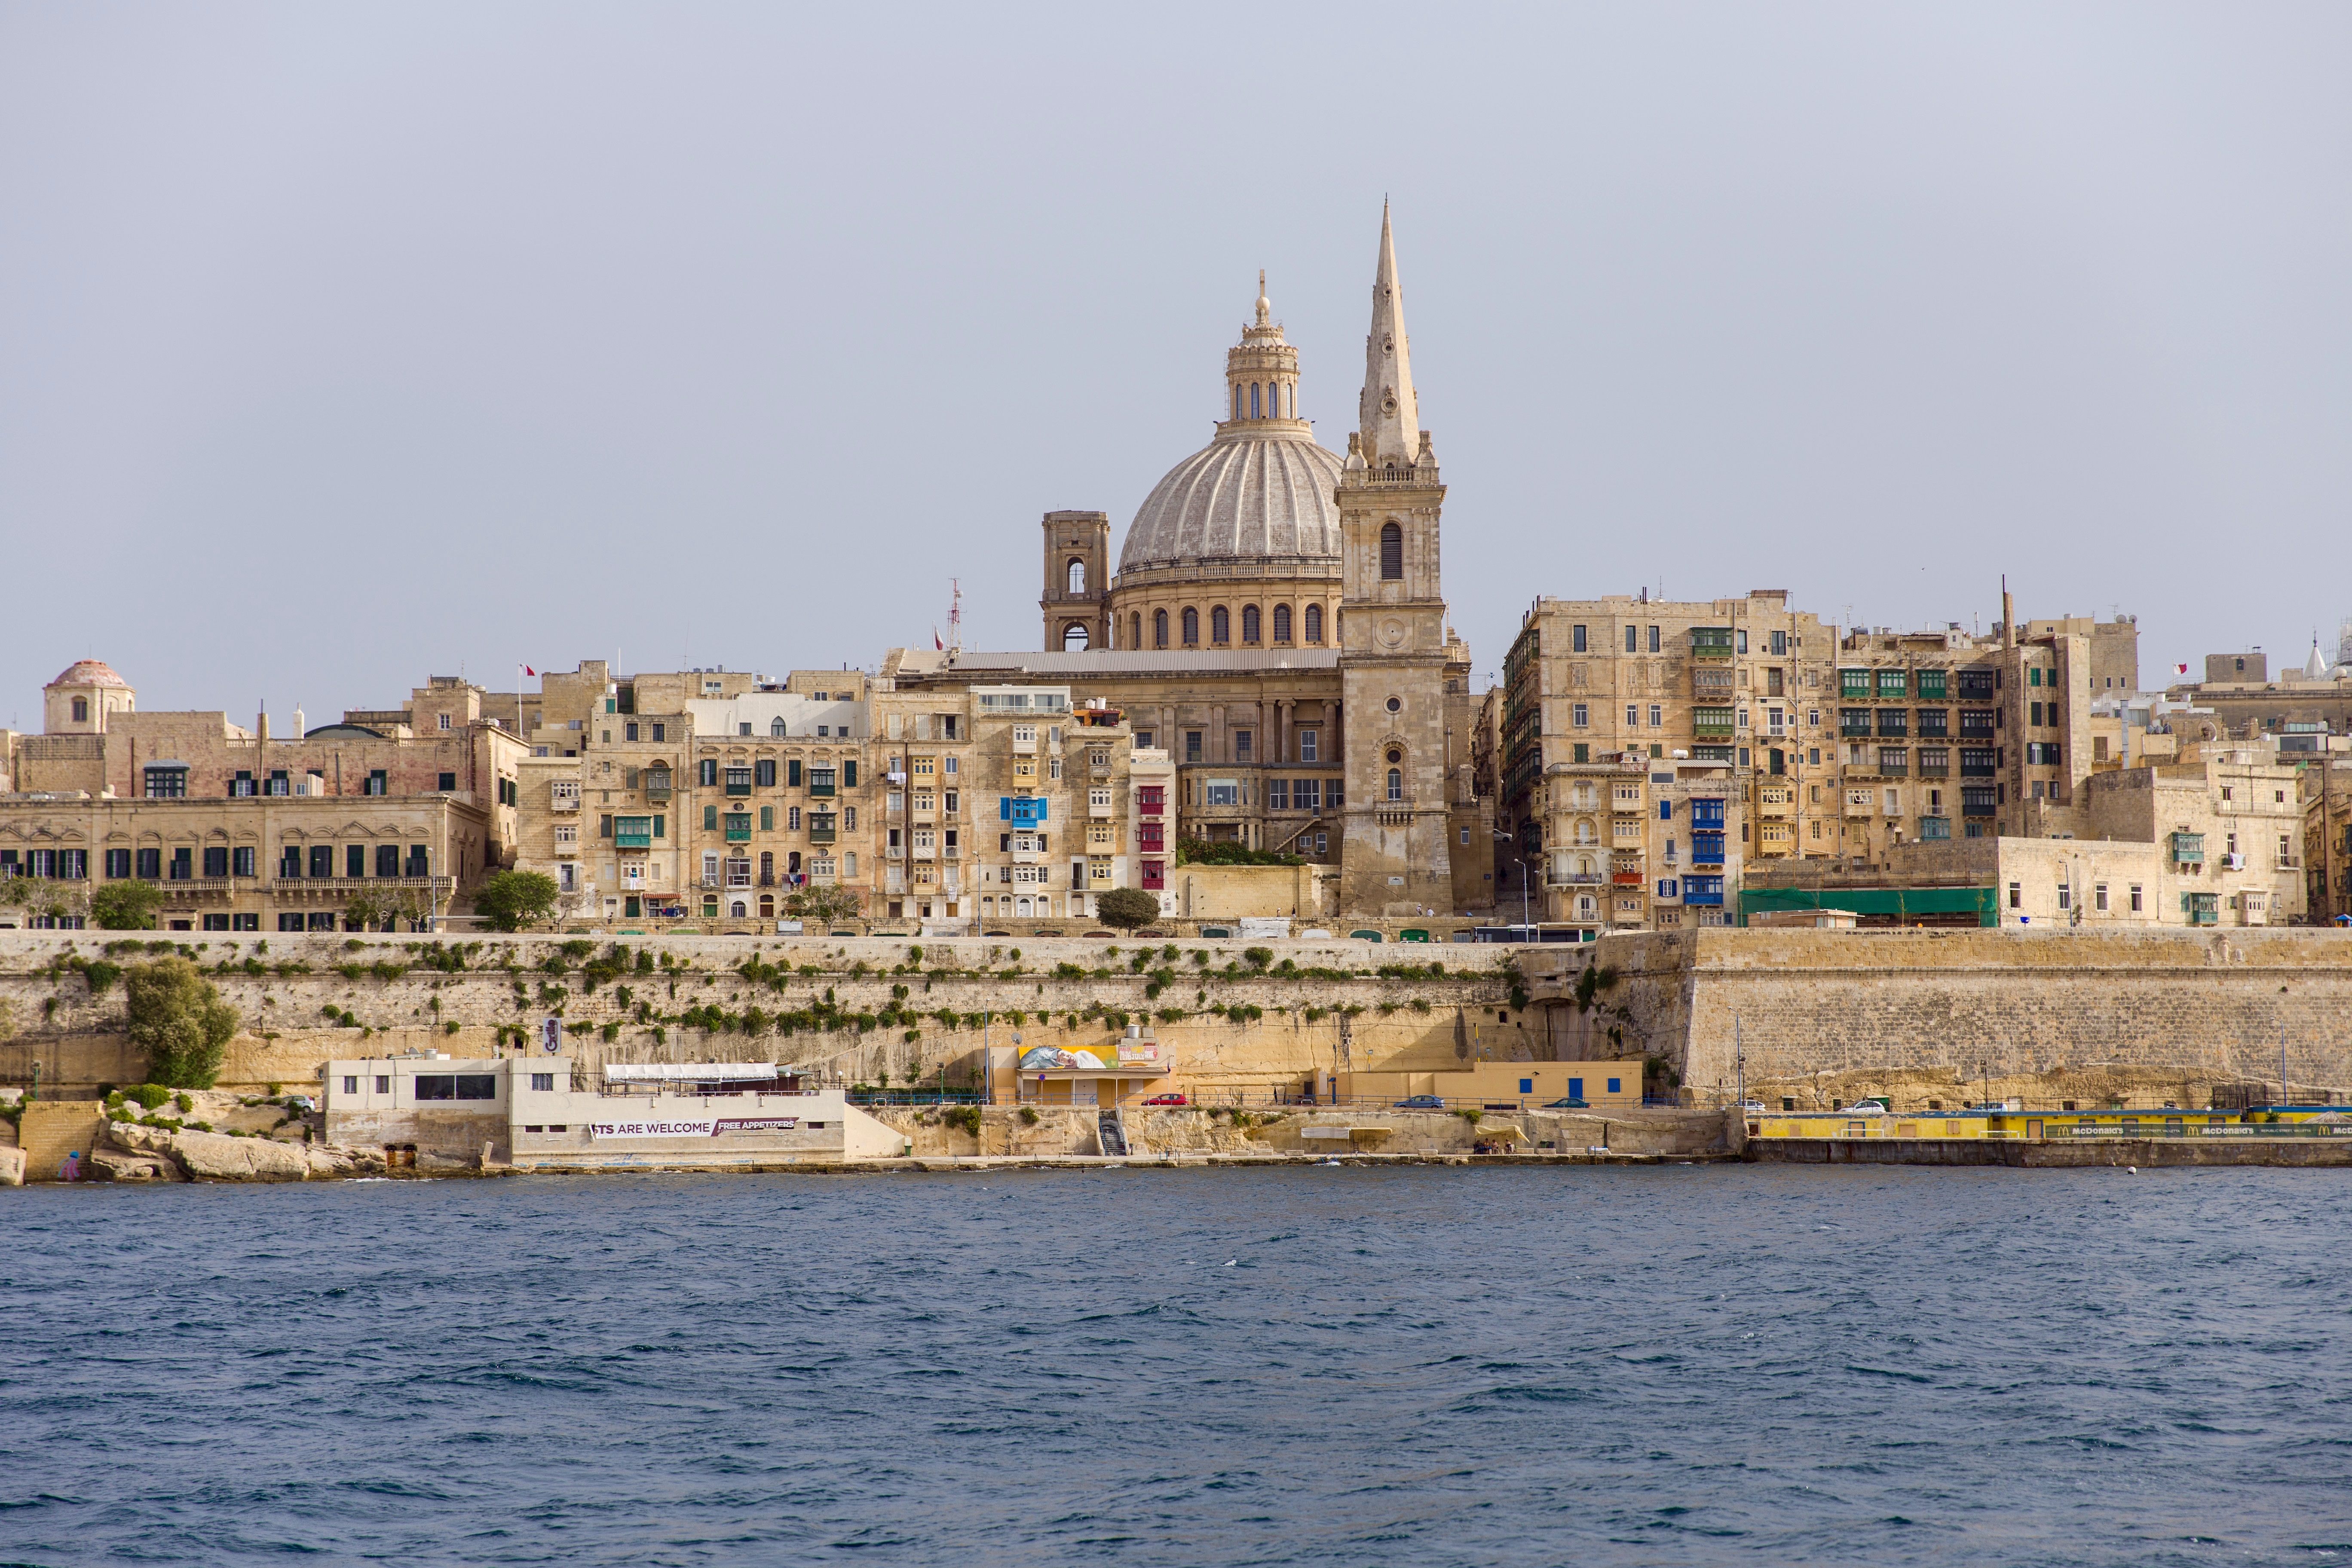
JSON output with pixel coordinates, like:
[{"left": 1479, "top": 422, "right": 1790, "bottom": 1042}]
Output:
[{"left": 2, "top": 2, "right": 2348, "bottom": 722}]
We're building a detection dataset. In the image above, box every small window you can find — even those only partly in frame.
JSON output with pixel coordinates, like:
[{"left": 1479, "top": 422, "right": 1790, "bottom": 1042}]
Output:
[
  {"left": 1241, "top": 605, "right": 1260, "bottom": 643},
  {"left": 1304, "top": 604, "right": 1323, "bottom": 644},
  {"left": 1211, "top": 606, "right": 1229, "bottom": 644},
  {"left": 1154, "top": 609, "right": 1169, "bottom": 649},
  {"left": 1272, "top": 604, "right": 1292, "bottom": 642},
  {"left": 1380, "top": 522, "right": 1403, "bottom": 579},
  {"left": 1182, "top": 607, "right": 1199, "bottom": 645},
  {"left": 342, "top": 1076, "right": 358, "bottom": 1094},
  {"left": 1571, "top": 624, "right": 1587, "bottom": 653},
  {"left": 530, "top": 1072, "right": 554, "bottom": 1092}
]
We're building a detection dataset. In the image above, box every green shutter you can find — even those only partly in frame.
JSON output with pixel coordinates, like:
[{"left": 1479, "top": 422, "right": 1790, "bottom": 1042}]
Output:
[
  {"left": 788, "top": 760, "right": 802, "bottom": 787},
  {"left": 760, "top": 806, "right": 774, "bottom": 830},
  {"left": 653, "top": 815, "right": 665, "bottom": 839},
  {"left": 704, "top": 805, "right": 718, "bottom": 830},
  {"left": 843, "top": 760, "right": 858, "bottom": 787}
]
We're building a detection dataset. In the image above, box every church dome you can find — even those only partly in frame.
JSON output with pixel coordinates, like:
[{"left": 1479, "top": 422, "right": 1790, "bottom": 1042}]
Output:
[
  {"left": 1118, "top": 429, "right": 1345, "bottom": 575},
  {"left": 49, "top": 659, "right": 129, "bottom": 689},
  {"left": 1118, "top": 278, "right": 1344, "bottom": 577}
]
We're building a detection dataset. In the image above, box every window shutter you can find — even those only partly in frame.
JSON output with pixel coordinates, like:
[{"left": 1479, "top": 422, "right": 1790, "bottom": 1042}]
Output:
[
  {"left": 788, "top": 759, "right": 802, "bottom": 787},
  {"left": 704, "top": 805, "right": 717, "bottom": 830},
  {"left": 843, "top": 760, "right": 858, "bottom": 787}
]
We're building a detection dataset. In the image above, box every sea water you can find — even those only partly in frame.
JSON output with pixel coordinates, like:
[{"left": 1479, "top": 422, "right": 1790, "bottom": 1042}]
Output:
[{"left": 3, "top": 1165, "right": 2349, "bottom": 1565}]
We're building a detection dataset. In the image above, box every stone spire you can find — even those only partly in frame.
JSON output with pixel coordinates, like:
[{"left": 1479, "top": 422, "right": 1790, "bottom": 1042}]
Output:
[{"left": 1357, "top": 201, "right": 1423, "bottom": 469}]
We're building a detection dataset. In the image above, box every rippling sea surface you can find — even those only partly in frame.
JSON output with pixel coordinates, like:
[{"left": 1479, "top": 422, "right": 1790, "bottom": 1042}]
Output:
[{"left": 5, "top": 1167, "right": 2352, "bottom": 1566}]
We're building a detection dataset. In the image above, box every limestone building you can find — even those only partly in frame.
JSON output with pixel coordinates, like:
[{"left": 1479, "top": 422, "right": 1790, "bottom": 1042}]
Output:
[
  {"left": 0, "top": 661, "right": 517, "bottom": 931},
  {"left": 889, "top": 208, "right": 1490, "bottom": 919}
]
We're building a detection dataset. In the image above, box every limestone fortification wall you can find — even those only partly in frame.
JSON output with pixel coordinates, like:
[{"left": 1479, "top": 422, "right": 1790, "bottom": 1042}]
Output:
[
  {"left": 12, "top": 927, "right": 2349, "bottom": 1113},
  {"left": 1548, "top": 927, "right": 2352, "bottom": 1108},
  {"left": 0, "top": 931, "right": 1519, "bottom": 1096}
]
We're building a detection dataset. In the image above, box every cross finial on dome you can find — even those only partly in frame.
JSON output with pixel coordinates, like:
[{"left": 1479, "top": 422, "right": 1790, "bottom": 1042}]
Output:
[{"left": 1256, "top": 270, "right": 1270, "bottom": 326}]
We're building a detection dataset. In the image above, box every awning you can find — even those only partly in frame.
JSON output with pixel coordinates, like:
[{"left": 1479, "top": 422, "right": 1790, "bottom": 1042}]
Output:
[{"left": 603, "top": 1062, "right": 779, "bottom": 1082}]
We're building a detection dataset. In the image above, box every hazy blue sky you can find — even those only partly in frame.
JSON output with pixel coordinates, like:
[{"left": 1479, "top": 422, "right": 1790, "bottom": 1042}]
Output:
[{"left": 3, "top": 3, "right": 2347, "bottom": 720}]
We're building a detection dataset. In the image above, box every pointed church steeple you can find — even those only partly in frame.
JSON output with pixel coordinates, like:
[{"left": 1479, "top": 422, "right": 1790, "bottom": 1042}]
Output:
[{"left": 1358, "top": 201, "right": 1423, "bottom": 469}]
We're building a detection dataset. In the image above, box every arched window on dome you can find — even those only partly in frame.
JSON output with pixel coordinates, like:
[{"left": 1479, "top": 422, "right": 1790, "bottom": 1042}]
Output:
[
  {"left": 1250, "top": 383, "right": 1261, "bottom": 420},
  {"left": 1272, "top": 604, "right": 1291, "bottom": 643},
  {"left": 1067, "top": 558, "right": 1086, "bottom": 595},
  {"left": 1304, "top": 604, "right": 1323, "bottom": 644},
  {"left": 1387, "top": 768, "right": 1403, "bottom": 802},
  {"left": 1063, "top": 622, "right": 1090, "bottom": 652},
  {"left": 1380, "top": 522, "right": 1403, "bottom": 579},
  {"left": 1129, "top": 613, "right": 1141, "bottom": 650},
  {"left": 1155, "top": 609, "right": 1170, "bottom": 649},
  {"left": 1241, "top": 606, "right": 1259, "bottom": 643},
  {"left": 1233, "top": 385, "right": 1242, "bottom": 421},
  {"left": 1180, "top": 608, "right": 1197, "bottom": 646},
  {"left": 1210, "top": 606, "right": 1229, "bottom": 644}
]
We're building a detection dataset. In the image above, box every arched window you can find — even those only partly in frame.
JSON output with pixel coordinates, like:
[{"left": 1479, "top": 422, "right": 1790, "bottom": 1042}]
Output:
[
  {"left": 1272, "top": 604, "right": 1292, "bottom": 643},
  {"left": 759, "top": 851, "right": 773, "bottom": 880},
  {"left": 1211, "top": 606, "right": 1229, "bottom": 643},
  {"left": 1241, "top": 605, "right": 1260, "bottom": 643},
  {"left": 1181, "top": 607, "right": 1198, "bottom": 646},
  {"left": 1233, "top": 385, "right": 1242, "bottom": 420},
  {"left": 1067, "top": 558, "right": 1086, "bottom": 594},
  {"left": 770, "top": 716, "right": 787, "bottom": 736},
  {"left": 1380, "top": 522, "right": 1403, "bottom": 579},
  {"left": 1129, "top": 613, "right": 1141, "bottom": 649},
  {"left": 1155, "top": 609, "right": 1170, "bottom": 649},
  {"left": 1063, "top": 622, "right": 1090, "bottom": 652},
  {"left": 1251, "top": 383, "right": 1261, "bottom": 419},
  {"left": 1304, "top": 604, "right": 1323, "bottom": 643},
  {"left": 1387, "top": 768, "right": 1402, "bottom": 801}
]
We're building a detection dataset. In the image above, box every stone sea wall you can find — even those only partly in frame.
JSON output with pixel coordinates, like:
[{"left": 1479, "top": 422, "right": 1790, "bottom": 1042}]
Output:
[
  {"left": 0, "top": 931, "right": 1520, "bottom": 1097},
  {"left": 1530, "top": 927, "right": 2352, "bottom": 1108}
]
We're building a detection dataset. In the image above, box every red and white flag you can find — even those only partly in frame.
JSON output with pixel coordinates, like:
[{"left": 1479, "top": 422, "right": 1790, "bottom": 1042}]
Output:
[
  {"left": 934, "top": 630, "right": 944, "bottom": 651},
  {"left": 524, "top": 666, "right": 537, "bottom": 677},
  {"left": 2174, "top": 662, "right": 2189, "bottom": 676}
]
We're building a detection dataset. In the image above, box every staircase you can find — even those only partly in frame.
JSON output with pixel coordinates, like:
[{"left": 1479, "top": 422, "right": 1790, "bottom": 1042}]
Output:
[{"left": 1097, "top": 1109, "right": 1130, "bottom": 1157}]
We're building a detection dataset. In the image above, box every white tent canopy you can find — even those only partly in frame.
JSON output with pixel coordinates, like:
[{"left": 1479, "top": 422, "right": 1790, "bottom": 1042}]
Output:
[{"left": 602, "top": 1062, "right": 780, "bottom": 1082}]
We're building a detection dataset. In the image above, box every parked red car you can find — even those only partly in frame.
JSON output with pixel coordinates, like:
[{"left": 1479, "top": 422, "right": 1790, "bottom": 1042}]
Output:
[{"left": 1141, "top": 1093, "right": 1188, "bottom": 1106}]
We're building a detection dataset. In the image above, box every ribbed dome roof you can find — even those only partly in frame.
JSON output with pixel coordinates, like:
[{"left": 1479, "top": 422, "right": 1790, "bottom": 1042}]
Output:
[
  {"left": 1118, "top": 429, "right": 1345, "bottom": 574},
  {"left": 49, "top": 659, "right": 129, "bottom": 689}
]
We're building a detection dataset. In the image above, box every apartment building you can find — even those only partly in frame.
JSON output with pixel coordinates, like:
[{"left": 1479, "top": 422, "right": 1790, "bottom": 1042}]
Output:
[
  {"left": 1498, "top": 590, "right": 1831, "bottom": 925},
  {"left": 2303, "top": 757, "right": 2352, "bottom": 925}
]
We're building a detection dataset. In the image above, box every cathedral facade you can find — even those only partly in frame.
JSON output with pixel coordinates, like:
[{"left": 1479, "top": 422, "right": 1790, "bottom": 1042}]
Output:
[{"left": 891, "top": 208, "right": 1491, "bottom": 917}]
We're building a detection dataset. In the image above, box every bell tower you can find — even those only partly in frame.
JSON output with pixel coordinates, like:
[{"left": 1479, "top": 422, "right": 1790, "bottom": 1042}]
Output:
[
  {"left": 1039, "top": 511, "right": 1110, "bottom": 652},
  {"left": 1337, "top": 205, "right": 1457, "bottom": 916}
]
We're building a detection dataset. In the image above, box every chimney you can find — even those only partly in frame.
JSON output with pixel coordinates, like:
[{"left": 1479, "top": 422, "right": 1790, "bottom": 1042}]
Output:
[
  {"left": 2000, "top": 576, "right": 2015, "bottom": 652},
  {"left": 257, "top": 705, "right": 270, "bottom": 744}
]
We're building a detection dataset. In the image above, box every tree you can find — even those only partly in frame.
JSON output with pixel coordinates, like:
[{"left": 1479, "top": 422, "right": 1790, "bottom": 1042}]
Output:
[
  {"left": 342, "top": 888, "right": 394, "bottom": 932},
  {"left": 472, "top": 870, "right": 560, "bottom": 932},
  {"left": 92, "top": 879, "right": 167, "bottom": 930},
  {"left": 784, "top": 883, "right": 864, "bottom": 928},
  {"left": 124, "top": 957, "right": 241, "bottom": 1088},
  {"left": 1094, "top": 887, "right": 1161, "bottom": 931}
]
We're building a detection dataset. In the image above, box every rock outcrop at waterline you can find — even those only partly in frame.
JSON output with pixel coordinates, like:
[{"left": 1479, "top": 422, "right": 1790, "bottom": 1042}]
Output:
[{"left": 90, "top": 1121, "right": 380, "bottom": 1181}]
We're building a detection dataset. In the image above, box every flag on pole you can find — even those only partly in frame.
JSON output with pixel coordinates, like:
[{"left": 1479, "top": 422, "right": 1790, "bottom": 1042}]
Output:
[
  {"left": 2174, "top": 662, "right": 2189, "bottom": 676},
  {"left": 525, "top": 666, "right": 537, "bottom": 677},
  {"left": 933, "top": 630, "right": 944, "bottom": 651}
]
